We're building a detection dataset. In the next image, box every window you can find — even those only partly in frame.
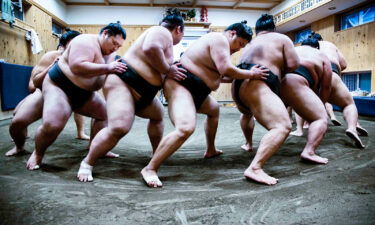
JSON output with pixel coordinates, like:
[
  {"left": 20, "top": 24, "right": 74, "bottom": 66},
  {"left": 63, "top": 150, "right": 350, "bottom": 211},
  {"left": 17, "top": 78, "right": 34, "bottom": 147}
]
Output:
[
  {"left": 342, "top": 72, "right": 371, "bottom": 92},
  {"left": 0, "top": 0, "right": 21, "bottom": 20},
  {"left": 11, "top": 0, "right": 23, "bottom": 20},
  {"left": 294, "top": 27, "right": 311, "bottom": 44},
  {"left": 341, "top": 4, "right": 374, "bottom": 30},
  {"left": 52, "top": 20, "right": 64, "bottom": 36}
]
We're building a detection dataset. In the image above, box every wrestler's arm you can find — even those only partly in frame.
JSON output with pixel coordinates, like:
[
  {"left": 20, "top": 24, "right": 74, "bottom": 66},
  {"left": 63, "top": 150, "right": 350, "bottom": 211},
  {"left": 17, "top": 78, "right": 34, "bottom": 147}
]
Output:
[
  {"left": 210, "top": 37, "right": 267, "bottom": 80},
  {"left": 28, "top": 76, "right": 36, "bottom": 93},
  {"left": 142, "top": 28, "right": 186, "bottom": 80},
  {"left": 283, "top": 38, "right": 299, "bottom": 73},
  {"left": 31, "top": 51, "right": 60, "bottom": 91},
  {"left": 319, "top": 56, "right": 333, "bottom": 103},
  {"left": 69, "top": 38, "right": 124, "bottom": 77},
  {"left": 104, "top": 52, "right": 117, "bottom": 63},
  {"left": 221, "top": 76, "right": 233, "bottom": 83},
  {"left": 142, "top": 29, "right": 171, "bottom": 73},
  {"left": 337, "top": 48, "right": 347, "bottom": 71}
]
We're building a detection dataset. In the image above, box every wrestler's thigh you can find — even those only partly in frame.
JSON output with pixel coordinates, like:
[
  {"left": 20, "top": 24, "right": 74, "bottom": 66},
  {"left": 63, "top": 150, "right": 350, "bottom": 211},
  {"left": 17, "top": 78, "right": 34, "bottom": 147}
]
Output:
[
  {"left": 106, "top": 75, "right": 135, "bottom": 123},
  {"left": 328, "top": 74, "right": 354, "bottom": 107},
  {"left": 242, "top": 81, "right": 289, "bottom": 130},
  {"left": 42, "top": 76, "right": 72, "bottom": 122},
  {"left": 13, "top": 90, "right": 43, "bottom": 124},
  {"left": 136, "top": 97, "right": 164, "bottom": 121},
  {"left": 164, "top": 79, "right": 196, "bottom": 127},
  {"left": 197, "top": 95, "right": 220, "bottom": 117},
  {"left": 288, "top": 86, "right": 326, "bottom": 123},
  {"left": 76, "top": 92, "right": 107, "bottom": 121}
]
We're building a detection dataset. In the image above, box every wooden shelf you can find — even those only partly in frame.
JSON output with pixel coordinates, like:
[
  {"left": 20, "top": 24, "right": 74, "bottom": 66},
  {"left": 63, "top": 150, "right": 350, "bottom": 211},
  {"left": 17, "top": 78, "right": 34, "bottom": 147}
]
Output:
[{"left": 184, "top": 21, "right": 211, "bottom": 28}]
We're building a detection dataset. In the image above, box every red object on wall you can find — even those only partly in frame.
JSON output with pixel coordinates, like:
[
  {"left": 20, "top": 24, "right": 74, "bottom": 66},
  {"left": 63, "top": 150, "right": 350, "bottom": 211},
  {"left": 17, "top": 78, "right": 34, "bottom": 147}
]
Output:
[{"left": 200, "top": 6, "right": 208, "bottom": 22}]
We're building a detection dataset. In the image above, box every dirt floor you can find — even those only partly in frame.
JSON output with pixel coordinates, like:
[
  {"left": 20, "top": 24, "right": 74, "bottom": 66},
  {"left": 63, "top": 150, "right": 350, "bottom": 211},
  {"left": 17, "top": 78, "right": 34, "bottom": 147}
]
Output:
[{"left": 0, "top": 107, "right": 374, "bottom": 225}]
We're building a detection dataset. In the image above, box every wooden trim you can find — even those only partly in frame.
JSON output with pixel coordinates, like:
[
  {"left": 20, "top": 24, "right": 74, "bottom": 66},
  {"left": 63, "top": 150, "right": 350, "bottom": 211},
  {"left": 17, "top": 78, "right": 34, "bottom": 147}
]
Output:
[
  {"left": 0, "top": 12, "right": 35, "bottom": 31},
  {"left": 69, "top": 24, "right": 153, "bottom": 28},
  {"left": 334, "top": 21, "right": 375, "bottom": 33},
  {"left": 25, "top": 0, "right": 68, "bottom": 27},
  {"left": 184, "top": 21, "right": 211, "bottom": 28},
  {"left": 274, "top": 0, "right": 332, "bottom": 26},
  {"left": 233, "top": 0, "right": 244, "bottom": 9},
  {"left": 64, "top": 2, "right": 270, "bottom": 11},
  {"left": 104, "top": 0, "right": 110, "bottom": 6},
  {"left": 0, "top": 19, "right": 30, "bottom": 32}
]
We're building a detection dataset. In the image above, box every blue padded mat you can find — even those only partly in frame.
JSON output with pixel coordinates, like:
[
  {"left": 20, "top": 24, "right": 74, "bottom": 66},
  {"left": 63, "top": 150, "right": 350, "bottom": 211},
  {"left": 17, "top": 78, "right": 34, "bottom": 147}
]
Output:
[
  {"left": 332, "top": 96, "right": 375, "bottom": 117},
  {"left": 0, "top": 62, "right": 33, "bottom": 111}
]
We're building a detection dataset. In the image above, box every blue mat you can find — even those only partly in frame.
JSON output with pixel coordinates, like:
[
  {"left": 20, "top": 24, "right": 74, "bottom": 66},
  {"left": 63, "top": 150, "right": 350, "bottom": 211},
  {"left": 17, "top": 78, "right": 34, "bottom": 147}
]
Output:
[
  {"left": 332, "top": 96, "right": 375, "bottom": 117},
  {"left": 0, "top": 62, "right": 33, "bottom": 111}
]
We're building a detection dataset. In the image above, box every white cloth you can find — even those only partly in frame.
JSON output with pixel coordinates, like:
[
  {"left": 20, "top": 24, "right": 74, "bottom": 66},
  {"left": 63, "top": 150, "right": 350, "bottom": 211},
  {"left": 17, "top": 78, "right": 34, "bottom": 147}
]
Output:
[{"left": 25, "top": 29, "right": 43, "bottom": 54}]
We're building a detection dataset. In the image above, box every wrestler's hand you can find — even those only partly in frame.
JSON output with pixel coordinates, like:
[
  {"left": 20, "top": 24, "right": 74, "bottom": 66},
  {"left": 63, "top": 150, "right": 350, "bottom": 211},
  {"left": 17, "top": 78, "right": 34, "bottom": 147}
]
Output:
[
  {"left": 166, "top": 63, "right": 187, "bottom": 81},
  {"left": 249, "top": 65, "right": 269, "bottom": 80},
  {"left": 108, "top": 59, "right": 127, "bottom": 74}
]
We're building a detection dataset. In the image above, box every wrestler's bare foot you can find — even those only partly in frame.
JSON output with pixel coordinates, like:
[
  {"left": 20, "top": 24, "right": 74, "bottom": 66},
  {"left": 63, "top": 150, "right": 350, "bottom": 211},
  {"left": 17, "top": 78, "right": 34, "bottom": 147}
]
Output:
[
  {"left": 301, "top": 151, "right": 328, "bottom": 164},
  {"left": 77, "top": 160, "right": 93, "bottom": 182},
  {"left": 244, "top": 167, "right": 278, "bottom": 185},
  {"left": 356, "top": 126, "right": 368, "bottom": 136},
  {"left": 103, "top": 151, "right": 120, "bottom": 158},
  {"left": 76, "top": 132, "right": 90, "bottom": 140},
  {"left": 241, "top": 143, "right": 253, "bottom": 152},
  {"left": 141, "top": 167, "right": 162, "bottom": 188},
  {"left": 331, "top": 119, "right": 342, "bottom": 126},
  {"left": 204, "top": 149, "right": 223, "bottom": 158},
  {"left": 5, "top": 147, "right": 26, "bottom": 156},
  {"left": 26, "top": 151, "right": 42, "bottom": 170},
  {"left": 290, "top": 130, "right": 303, "bottom": 136},
  {"left": 345, "top": 129, "right": 365, "bottom": 148}
]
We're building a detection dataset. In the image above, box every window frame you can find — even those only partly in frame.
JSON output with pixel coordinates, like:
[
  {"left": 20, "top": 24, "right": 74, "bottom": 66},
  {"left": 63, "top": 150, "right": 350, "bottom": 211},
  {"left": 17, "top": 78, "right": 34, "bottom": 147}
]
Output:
[
  {"left": 339, "top": 3, "right": 375, "bottom": 31},
  {"left": 342, "top": 71, "right": 372, "bottom": 92},
  {"left": 52, "top": 20, "right": 65, "bottom": 37},
  {"left": 293, "top": 26, "right": 312, "bottom": 44}
]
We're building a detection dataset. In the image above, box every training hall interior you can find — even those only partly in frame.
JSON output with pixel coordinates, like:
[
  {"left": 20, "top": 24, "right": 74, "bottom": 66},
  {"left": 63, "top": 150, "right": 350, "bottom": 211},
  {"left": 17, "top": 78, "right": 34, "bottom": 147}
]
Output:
[{"left": 0, "top": 0, "right": 374, "bottom": 224}]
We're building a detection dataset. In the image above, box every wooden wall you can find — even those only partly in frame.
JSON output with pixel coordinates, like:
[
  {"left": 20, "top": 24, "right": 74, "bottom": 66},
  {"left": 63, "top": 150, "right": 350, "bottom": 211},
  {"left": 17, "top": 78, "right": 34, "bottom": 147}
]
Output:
[
  {"left": 288, "top": 16, "right": 375, "bottom": 92},
  {"left": 0, "top": 6, "right": 59, "bottom": 65}
]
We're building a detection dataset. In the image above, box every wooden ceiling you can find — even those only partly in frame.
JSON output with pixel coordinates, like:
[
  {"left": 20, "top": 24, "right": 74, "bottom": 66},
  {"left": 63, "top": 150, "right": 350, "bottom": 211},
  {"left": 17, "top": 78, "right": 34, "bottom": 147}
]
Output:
[{"left": 61, "top": 0, "right": 284, "bottom": 11}]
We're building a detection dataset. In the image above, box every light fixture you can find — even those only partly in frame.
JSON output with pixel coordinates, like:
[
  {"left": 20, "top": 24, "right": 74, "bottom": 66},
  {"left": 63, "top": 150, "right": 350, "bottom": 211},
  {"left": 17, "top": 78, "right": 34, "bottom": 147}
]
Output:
[
  {"left": 299, "top": 20, "right": 306, "bottom": 23},
  {"left": 328, "top": 6, "right": 336, "bottom": 10}
]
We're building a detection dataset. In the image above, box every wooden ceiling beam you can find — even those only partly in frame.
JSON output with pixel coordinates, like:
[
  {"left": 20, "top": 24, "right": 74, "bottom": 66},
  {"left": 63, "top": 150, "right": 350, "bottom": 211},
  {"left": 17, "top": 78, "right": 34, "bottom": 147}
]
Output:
[
  {"left": 201, "top": 0, "right": 280, "bottom": 2},
  {"left": 244, "top": 0, "right": 280, "bottom": 2},
  {"left": 233, "top": 0, "right": 244, "bottom": 9},
  {"left": 65, "top": 2, "right": 271, "bottom": 11}
]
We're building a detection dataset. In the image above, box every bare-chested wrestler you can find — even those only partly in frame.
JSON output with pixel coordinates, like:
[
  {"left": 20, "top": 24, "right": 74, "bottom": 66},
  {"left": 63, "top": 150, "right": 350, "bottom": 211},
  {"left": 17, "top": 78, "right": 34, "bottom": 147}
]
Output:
[
  {"left": 26, "top": 22, "right": 127, "bottom": 170},
  {"left": 290, "top": 32, "right": 367, "bottom": 148},
  {"left": 141, "top": 21, "right": 269, "bottom": 188},
  {"left": 313, "top": 32, "right": 367, "bottom": 147},
  {"left": 77, "top": 12, "right": 188, "bottom": 182},
  {"left": 281, "top": 38, "right": 332, "bottom": 164},
  {"left": 231, "top": 14, "right": 299, "bottom": 185},
  {"left": 5, "top": 30, "right": 90, "bottom": 156}
]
